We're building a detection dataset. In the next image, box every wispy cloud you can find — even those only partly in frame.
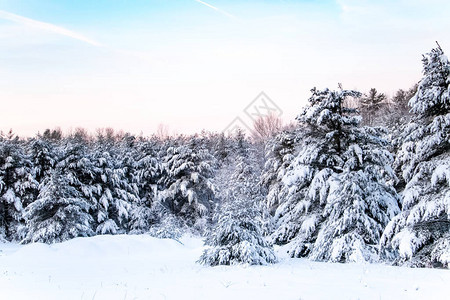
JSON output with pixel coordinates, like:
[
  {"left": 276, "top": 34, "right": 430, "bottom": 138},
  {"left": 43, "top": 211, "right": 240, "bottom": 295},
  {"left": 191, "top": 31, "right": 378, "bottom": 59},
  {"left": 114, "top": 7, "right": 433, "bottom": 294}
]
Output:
[
  {"left": 194, "top": 0, "right": 236, "bottom": 19},
  {"left": 0, "top": 10, "right": 101, "bottom": 47}
]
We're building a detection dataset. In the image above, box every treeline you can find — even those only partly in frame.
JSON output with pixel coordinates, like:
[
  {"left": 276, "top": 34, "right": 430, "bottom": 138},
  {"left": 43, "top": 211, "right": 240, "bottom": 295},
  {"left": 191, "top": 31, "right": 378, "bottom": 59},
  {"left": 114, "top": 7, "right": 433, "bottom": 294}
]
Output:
[
  {"left": 1, "top": 45, "right": 449, "bottom": 269},
  {"left": 0, "top": 128, "right": 231, "bottom": 241}
]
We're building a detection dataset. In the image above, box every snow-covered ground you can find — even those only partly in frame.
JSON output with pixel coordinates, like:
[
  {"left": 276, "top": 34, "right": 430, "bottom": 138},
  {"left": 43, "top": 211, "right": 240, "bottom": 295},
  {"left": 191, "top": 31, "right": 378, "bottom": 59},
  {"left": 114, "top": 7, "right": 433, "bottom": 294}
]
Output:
[{"left": 0, "top": 235, "right": 448, "bottom": 300}]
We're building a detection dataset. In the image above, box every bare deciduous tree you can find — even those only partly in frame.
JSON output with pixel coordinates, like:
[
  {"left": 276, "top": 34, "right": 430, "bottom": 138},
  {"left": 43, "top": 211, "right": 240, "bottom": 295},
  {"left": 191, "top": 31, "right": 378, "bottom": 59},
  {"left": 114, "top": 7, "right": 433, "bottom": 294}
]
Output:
[
  {"left": 251, "top": 113, "right": 283, "bottom": 143},
  {"left": 156, "top": 123, "right": 170, "bottom": 140}
]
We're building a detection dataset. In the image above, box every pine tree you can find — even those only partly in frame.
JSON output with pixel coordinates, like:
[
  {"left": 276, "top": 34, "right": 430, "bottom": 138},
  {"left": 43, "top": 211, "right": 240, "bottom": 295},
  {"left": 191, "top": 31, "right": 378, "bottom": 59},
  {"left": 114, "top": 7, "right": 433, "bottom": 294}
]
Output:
[
  {"left": 91, "top": 144, "right": 139, "bottom": 235},
  {"left": 359, "top": 88, "right": 387, "bottom": 126},
  {"left": 310, "top": 130, "right": 399, "bottom": 262},
  {"left": 199, "top": 142, "right": 276, "bottom": 266},
  {"left": 57, "top": 140, "right": 97, "bottom": 196},
  {"left": 0, "top": 139, "right": 37, "bottom": 241},
  {"left": 23, "top": 168, "right": 94, "bottom": 243},
  {"left": 212, "top": 133, "right": 234, "bottom": 167},
  {"left": 261, "top": 128, "right": 297, "bottom": 215},
  {"left": 272, "top": 87, "right": 399, "bottom": 262},
  {"left": 409, "top": 45, "right": 450, "bottom": 117},
  {"left": 91, "top": 150, "right": 119, "bottom": 234},
  {"left": 130, "top": 140, "right": 162, "bottom": 233},
  {"left": 381, "top": 44, "right": 450, "bottom": 268},
  {"left": 271, "top": 88, "right": 360, "bottom": 255},
  {"left": 27, "top": 137, "right": 57, "bottom": 185},
  {"left": 390, "top": 84, "right": 417, "bottom": 128},
  {"left": 159, "top": 137, "right": 216, "bottom": 227},
  {"left": 116, "top": 142, "right": 141, "bottom": 233}
]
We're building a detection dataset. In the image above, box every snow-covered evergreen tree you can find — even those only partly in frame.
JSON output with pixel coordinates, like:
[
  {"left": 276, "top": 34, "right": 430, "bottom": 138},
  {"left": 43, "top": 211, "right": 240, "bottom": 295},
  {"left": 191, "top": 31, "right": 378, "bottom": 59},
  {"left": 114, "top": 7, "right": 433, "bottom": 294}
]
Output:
[
  {"left": 212, "top": 132, "right": 234, "bottom": 167},
  {"left": 116, "top": 141, "right": 141, "bottom": 233},
  {"left": 409, "top": 45, "right": 450, "bottom": 117},
  {"left": 27, "top": 137, "right": 57, "bottom": 186},
  {"left": 90, "top": 139, "right": 141, "bottom": 235},
  {"left": 199, "top": 141, "right": 276, "bottom": 266},
  {"left": 381, "top": 44, "right": 450, "bottom": 268},
  {"left": 261, "top": 128, "right": 297, "bottom": 215},
  {"left": 147, "top": 205, "right": 187, "bottom": 239},
  {"left": 310, "top": 130, "right": 399, "bottom": 262},
  {"left": 91, "top": 151, "right": 125, "bottom": 234},
  {"left": 159, "top": 137, "right": 216, "bottom": 227},
  {"left": 130, "top": 140, "right": 163, "bottom": 233},
  {"left": 387, "top": 84, "right": 417, "bottom": 131},
  {"left": 0, "top": 139, "right": 37, "bottom": 241},
  {"left": 23, "top": 168, "right": 94, "bottom": 243},
  {"left": 272, "top": 87, "right": 399, "bottom": 262},
  {"left": 359, "top": 88, "right": 387, "bottom": 126},
  {"left": 57, "top": 140, "right": 96, "bottom": 196}
]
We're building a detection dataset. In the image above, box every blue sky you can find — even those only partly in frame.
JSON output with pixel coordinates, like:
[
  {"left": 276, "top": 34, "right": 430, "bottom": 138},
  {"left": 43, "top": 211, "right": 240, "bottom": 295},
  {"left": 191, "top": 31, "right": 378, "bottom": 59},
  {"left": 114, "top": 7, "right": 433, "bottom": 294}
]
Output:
[{"left": 1, "top": 0, "right": 449, "bottom": 136}]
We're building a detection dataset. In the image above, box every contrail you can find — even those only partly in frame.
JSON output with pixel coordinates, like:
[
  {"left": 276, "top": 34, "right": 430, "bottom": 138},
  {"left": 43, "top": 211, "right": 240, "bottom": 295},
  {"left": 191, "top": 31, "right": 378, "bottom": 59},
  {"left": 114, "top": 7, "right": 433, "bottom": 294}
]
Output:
[
  {"left": 0, "top": 10, "right": 101, "bottom": 47},
  {"left": 194, "top": 0, "right": 235, "bottom": 19}
]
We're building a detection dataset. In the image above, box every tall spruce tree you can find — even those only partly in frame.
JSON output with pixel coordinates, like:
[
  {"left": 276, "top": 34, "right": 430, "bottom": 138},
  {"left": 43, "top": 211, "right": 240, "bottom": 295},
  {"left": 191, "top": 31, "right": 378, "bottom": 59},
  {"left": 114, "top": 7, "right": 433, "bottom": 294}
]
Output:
[
  {"left": 359, "top": 88, "right": 387, "bottom": 126},
  {"left": 27, "top": 137, "right": 57, "bottom": 187},
  {"left": 381, "top": 44, "right": 450, "bottom": 268},
  {"left": 262, "top": 128, "right": 297, "bottom": 215},
  {"left": 272, "top": 87, "right": 399, "bottom": 262},
  {"left": 130, "top": 140, "right": 162, "bottom": 233},
  {"left": 199, "top": 138, "right": 276, "bottom": 266},
  {"left": 0, "top": 139, "right": 37, "bottom": 241},
  {"left": 159, "top": 137, "right": 216, "bottom": 227},
  {"left": 23, "top": 168, "right": 94, "bottom": 243}
]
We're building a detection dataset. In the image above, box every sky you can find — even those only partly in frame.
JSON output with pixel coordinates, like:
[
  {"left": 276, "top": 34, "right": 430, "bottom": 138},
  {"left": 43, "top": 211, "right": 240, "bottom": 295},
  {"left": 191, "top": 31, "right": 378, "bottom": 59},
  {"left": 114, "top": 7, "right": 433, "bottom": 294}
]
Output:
[{"left": 0, "top": 0, "right": 449, "bottom": 137}]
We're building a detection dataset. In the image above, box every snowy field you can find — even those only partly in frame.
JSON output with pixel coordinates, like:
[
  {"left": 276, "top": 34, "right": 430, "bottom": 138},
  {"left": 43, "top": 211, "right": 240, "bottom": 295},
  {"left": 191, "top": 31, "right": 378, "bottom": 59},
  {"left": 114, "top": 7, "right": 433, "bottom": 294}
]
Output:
[{"left": 0, "top": 235, "right": 448, "bottom": 300}]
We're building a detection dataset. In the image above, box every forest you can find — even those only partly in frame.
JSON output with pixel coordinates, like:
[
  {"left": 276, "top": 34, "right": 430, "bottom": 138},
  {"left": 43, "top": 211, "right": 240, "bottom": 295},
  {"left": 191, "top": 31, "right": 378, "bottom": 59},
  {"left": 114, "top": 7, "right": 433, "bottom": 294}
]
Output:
[{"left": 1, "top": 44, "right": 448, "bottom": 269}]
